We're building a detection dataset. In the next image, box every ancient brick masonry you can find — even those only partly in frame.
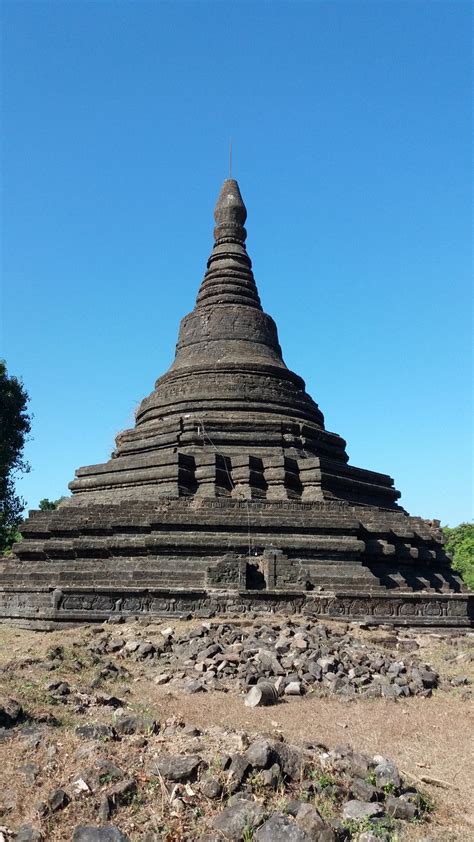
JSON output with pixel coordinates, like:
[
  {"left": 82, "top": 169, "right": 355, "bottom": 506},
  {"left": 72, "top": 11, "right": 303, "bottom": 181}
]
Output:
[{"left": 0, "top": 179, "right": 471, "bottom": 625}]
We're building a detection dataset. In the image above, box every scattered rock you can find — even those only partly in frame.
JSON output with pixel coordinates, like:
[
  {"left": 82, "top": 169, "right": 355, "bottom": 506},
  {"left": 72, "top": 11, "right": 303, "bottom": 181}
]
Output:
[
  {"left": 295, "top": 802, "right": 327, "bottom": 836},
  {"left": 374, "top": 759, "right": 401, "bottom": 790},
  {"left": 75, "top": 724, "right": 116, "bottom": 741},
  {"left": 114, "top": 714, "right": 158, "bottom": 735},
  {"left": 341, "top": 800, "right": 383, "bottom": 821},
  {"left": 350, "top": 777, "right": 377, "bottom": 802},
  {"left": 18, "top": 763, "right": 40, "bottom": 785},
  {"left": 123, "top": 640, "right": 140, "bottom": 653},
  {"left": 72, "top": 828, "right": 131, "bottom": 842},
  {"left": 182, "top": 678, "right": 206, "bottom": 694},
  {"left": 46, "top": 680, "right": 70, "bottom": 696},
  {"left": 95, "top": 693, "right": 123, "bottom": 708},
  {"left": 272, "top": 742, "right": 304, "bottom": 780},
  {"left": 255, "top": 812, "right": 312, "bottom": 841},
  {"left": 72, "top": 777, "right": 91, "bottom": 795},
  {"left": 0, "top": 698, "right": 23, "bottom": 728},
  {"left": 201, "top": 777, "right": 223, "bottom": 799},
  {"left": 227, "top": 754, "right": 251, "bottom": 793},
  {"left": 385, "top": 794, "right": 417, "bottom": 820},
  {"left": 99, "top": 795, "right": 111, "bottom": 821},
  {"left": 212, "top": 798, "right": 265, "bottom": 840},
  {"left": 245, "top": 738, "right": 273, "bottom": 769},
  {"left": 261, "top": 763, "right": 281, "bottom": 788},
  {"left": 451, "top": 675, "right": 469, "bottom": 686},
  {"left": 154, "top": 672, "right": 171, "bottom": 685},
  {"left": 285, "top": 681, "right": 302, "bottom": 696},
  {"left": 47, "top": 788, "right": 70, "bottom": 812},
  {"left": 107, "top": 778, "right": 137, "bottom": 809},
  {"left": 148, "top": 754, "right": 202, "bottom": 781},
  {"left": 136, "top": 642, "right": 155, "bottom": 659},
  {"left": 14, "top": 827, "right": 43, "bottom": 842}
]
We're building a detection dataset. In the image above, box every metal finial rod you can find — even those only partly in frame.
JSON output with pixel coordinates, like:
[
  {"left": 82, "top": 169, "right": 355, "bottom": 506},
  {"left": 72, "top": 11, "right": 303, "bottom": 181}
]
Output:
[{"left": 229, "top": 139, "right": 232, "bottom": 179}]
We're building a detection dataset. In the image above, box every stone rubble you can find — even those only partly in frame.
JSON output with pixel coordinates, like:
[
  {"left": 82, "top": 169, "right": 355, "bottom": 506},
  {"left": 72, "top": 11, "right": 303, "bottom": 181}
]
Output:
[
  {"left": 72, "top": 726, "right": 432, "bottom": 842},
  {"left": 1, "top": 696, "right": 435, "bottom": 841},
  {"left": 84, "top": 619, "right": 442, "bottom": 701},
  {"left": 1, "top": 622, "right": 471, "bottom": 841}
]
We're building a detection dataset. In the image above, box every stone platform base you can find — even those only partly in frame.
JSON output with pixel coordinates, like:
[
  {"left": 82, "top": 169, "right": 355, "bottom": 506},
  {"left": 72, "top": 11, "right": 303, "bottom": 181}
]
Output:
[{"left": 0, "top": 586, "right": 472, "bottom": 629}]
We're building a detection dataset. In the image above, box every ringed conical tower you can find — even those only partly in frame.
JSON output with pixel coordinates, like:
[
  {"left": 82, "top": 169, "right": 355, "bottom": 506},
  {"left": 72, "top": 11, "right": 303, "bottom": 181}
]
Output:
[
  {"left": 68, "top": 179, "right": 399, "bottom": 508},
  {"left": 0, "top": 179, "right": 471, "bottom": 627}
]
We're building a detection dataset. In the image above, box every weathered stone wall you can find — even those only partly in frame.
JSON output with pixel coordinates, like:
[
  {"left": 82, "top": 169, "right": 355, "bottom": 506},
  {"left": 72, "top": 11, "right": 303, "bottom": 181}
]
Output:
[{"left": 0, "top": 584, "right": 471, "bottom": 628}]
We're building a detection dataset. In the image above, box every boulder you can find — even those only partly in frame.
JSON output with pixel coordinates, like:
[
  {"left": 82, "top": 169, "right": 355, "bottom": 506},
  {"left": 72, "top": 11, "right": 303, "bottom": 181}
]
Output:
[
  {"left": 148, "top": 754, "right": 201, "bottom": 781},
  {"left": 201, "top": 777, "right": 222, "bottom": 799},
  {"left": 107, "top": 778, "right": 137, "bottom": 809},
  {"left": 245, "top": 739, "right": 273, "bottom": 769},
  {"left": 227, "top": 754, "right": 251, "bottom": 793},
  {"left": 295, "top": 802, "right": 327, "bottom": 837},
  {"left": 114, "top": 714, "right": 158, "bottom": 735},
  {"left": 341, "top": 801, "right": 383, "bottom": 821},
  {"left": 47, "top": 788, "right": 70, "bottom": 812},
  {"left": 212, "top": 798, "right": 265, "bottom": 840},
  {"left": 255, "top": 812, "right": 312, "bottom": 841},
  {"left": 72, "top": 829, "right": 130, "bottom": 842},
  {"left": 0, "top": 698, "right": 23, "bottom": 728},
  {"left": 374, "top": 759, "right": 400, "bottom": 790},
  {"left": 14, "top": 827, "right": 43, "bottom": 842},
  {"left": 75, "top": 724, "right": 116, "bottom": 741},
  {"left": 385, "top": 794, "right": 417, "bottom": 820}
]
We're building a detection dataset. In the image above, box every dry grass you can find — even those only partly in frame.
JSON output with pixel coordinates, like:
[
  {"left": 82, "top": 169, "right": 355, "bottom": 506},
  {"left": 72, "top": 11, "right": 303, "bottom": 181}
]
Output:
[{"left": 0, "top": 621, "right": 473, "bottom": 841}]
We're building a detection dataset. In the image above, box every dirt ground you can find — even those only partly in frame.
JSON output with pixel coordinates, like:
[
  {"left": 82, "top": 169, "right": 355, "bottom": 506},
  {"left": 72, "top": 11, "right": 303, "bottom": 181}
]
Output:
[{"left": 0, "top": 620, "right": 473, "bottom": 841}]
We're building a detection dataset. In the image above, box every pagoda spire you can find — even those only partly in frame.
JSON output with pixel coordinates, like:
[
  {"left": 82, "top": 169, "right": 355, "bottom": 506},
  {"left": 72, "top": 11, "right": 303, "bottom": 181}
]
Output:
[{"left": 195, "top": 179, "right": 262, "bottom": 309}]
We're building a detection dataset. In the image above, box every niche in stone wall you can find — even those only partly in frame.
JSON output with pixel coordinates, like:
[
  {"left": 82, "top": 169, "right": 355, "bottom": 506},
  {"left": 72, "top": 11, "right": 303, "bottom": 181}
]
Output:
[{"left": 245, "top": 561, "right": 266, "bottom": 590}]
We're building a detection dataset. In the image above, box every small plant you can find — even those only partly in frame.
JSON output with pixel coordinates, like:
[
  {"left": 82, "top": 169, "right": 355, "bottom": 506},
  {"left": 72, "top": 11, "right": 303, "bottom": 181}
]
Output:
[
  {"left": 366, "top": 771, "right": 377, "bottom": 785},
  {"left": 383, "top": 781, "right": 397, "bottom": 795},
  {"left": 247, "top": 770, "right": 265, "bottom": 793},
  {"left": 342, "top": 816, "right": 371, "bottom": 836},
  {"left": 417, "top": 789, "right": 435, "bottom": 815},
  {"left": 271, "top": 794, "right": 288, "bottom": 813},
  {"left": 313, "top": 793, "right": 337, "bottom": 821},
  {"left": 242, "top": 823, "right": 255, "bottom": 842},
  {"left": 146, "top": 778, "right": 161, "bottom": 793},
  {"left": 130, "top": 790, "right": 145, "bottom": 812},
  {"left": 275, "top": 769, "right": 286, "bottom": 796},
  {"left": 317, "top": 772, "right": 337, "bottom": 789},
  {"left": 342, "top": 815, "right": 398, "bottom": 839}
]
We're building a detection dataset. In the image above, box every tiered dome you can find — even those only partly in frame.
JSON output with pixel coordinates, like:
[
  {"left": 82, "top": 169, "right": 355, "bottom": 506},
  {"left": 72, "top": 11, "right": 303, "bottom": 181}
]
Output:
[{"left": 68, "top": 178, "right": 399, "bottom": 507}]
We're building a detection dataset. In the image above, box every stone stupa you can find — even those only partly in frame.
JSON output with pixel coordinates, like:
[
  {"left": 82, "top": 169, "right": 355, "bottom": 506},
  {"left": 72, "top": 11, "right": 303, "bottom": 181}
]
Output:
[{"left": 0, "top": 178, "right": 471, "bottom": 626}]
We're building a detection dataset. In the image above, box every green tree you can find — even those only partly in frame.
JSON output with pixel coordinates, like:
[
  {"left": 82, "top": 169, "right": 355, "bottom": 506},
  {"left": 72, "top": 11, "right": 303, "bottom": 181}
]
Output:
[
  {"left": 39, "top": 498, "right": 57, "bottom": 511},
  {"left": 443, "top": 522, "right": 474, "bottom": 590},
  {"left": 38, "top": 497, "right": 66, "bottom": 511},
  {"left": 0, "top": 361, "right": 31, "bottom": 553}
]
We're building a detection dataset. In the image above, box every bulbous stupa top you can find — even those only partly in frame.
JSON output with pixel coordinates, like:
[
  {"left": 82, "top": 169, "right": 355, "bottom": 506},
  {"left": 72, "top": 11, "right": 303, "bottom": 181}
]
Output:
[
  {"left": 195, "top": 178, "right": 261, "bottom": 311},
  {"left": 213, "top": 178, "right": 247, "bottom": 241}
]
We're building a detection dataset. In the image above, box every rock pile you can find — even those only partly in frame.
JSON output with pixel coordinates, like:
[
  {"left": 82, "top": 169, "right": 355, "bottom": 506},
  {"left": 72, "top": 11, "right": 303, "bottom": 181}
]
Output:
[
  {"left": 3, "top": 714, "right": 434, "bottom": 841},
  {"left": 89, "top": 619, "right": 439, "bottom": 700}
]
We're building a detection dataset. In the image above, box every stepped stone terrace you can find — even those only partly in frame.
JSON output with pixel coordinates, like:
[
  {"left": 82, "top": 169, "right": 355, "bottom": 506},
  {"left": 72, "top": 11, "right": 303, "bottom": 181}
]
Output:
[{"left": 1, "top": 178, "right": 471, "bottom": 627}]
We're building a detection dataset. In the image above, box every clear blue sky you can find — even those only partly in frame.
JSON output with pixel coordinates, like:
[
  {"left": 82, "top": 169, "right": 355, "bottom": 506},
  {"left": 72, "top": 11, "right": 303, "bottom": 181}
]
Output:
[{"left": 1, "top": 0, "right": 472, "bottom": 525}]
